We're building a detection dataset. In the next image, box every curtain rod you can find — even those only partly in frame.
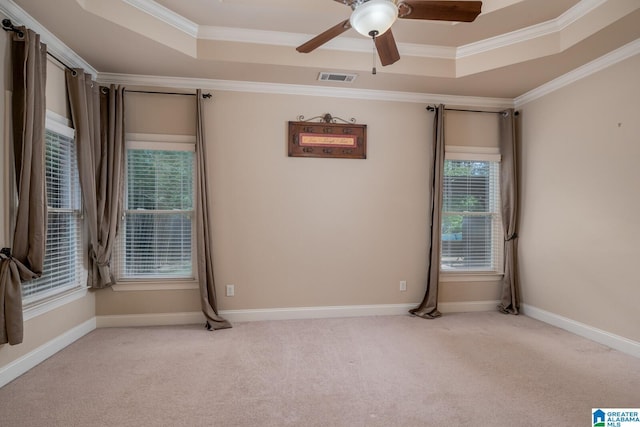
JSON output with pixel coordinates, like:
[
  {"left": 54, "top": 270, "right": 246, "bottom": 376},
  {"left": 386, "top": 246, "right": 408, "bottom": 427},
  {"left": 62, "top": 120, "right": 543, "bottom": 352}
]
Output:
[
  {"left": 3, "top": 20, "right": 211, "bottom": 97},
  {"left": 125, "top": 89, "right": 212, "bottom": 99},
  {"left": 2, "top": 19, "right": 78, "bottom": 75},
  {"left": 47, "top": 52, "right": 76, "bottom": 74},
  {"left": 427, "top": 105, "right": 519, "bottom": 116}
]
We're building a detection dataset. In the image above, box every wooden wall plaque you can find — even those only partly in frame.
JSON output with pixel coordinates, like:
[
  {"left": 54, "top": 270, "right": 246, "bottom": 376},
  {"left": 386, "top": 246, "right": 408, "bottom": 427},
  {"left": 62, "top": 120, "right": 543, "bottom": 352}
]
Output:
[{"left": 288, "top": 120, "right": 367, "bottom": 159}]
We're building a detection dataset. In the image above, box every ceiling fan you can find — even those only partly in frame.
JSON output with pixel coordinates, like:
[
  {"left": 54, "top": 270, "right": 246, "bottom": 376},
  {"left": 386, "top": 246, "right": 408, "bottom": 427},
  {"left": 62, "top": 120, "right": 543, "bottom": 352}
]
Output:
[{"left": 296, "top": 0, "right": 482, "bottom": 69}]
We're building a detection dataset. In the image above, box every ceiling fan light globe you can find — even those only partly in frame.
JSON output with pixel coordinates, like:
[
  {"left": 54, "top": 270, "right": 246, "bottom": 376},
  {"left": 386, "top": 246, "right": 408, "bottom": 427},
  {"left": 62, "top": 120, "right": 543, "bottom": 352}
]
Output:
[{"left": 350, "top": 0, "right": 398, "bottom": 38}]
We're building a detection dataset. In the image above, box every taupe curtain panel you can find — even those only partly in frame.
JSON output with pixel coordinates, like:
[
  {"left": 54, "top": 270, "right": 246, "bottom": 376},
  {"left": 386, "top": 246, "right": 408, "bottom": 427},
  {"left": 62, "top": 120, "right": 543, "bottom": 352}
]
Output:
[
  {"left": 195, "top": 89, "right": 231, "bottom": 330},
  {"left": 0, "top": 27, "right": 47, "bottom": 345},
  {"left": 410, "top": 104, "right": 445, "bottom": 319},
  {"left": 498, "top": 109, "right": 520, "bottom": 314},
  {"left": 66, "top": 70, "right": 125, "bottom": 289}
]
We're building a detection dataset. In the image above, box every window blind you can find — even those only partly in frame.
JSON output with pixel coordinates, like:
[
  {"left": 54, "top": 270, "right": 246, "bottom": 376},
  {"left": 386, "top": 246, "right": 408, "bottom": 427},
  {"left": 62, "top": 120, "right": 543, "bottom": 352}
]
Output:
[
  {"left": 23, "top": 130, "right": 83, "bottom": 301},
  {"left": 441, "top": 160, "right": 503, "bottom": 273},
  {"left": 117, "top": 148, "right": 194, "bottom": 279}
]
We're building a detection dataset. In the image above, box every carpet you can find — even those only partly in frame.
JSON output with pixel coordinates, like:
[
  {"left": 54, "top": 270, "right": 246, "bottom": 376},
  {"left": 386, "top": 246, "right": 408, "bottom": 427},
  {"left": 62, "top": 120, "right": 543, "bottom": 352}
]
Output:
[{"left": 0, "top": 312, "right": 638, "bottom": 426}]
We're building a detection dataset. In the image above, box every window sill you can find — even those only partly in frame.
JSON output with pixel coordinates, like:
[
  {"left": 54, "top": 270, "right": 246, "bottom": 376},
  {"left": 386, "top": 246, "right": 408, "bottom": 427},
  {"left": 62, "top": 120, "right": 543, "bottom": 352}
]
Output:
[
  {"left": 23, "top": 286, "right": 90, "bottom": 321},
  {"left": 440, "top": 272, "right": 503, "bottom": 283},
  {"left": 111, "top": 280, "right": 199, "bottom": 292}
]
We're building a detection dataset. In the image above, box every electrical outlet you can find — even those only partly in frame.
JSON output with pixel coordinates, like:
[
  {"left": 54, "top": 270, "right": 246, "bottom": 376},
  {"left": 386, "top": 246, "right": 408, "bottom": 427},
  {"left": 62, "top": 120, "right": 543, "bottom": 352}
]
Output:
[
  {"left": 400, "top": 280, "right": 407, "bottom": 292},
  {"left": 226, "top": 284, "right": 235, "bottom": 297}
]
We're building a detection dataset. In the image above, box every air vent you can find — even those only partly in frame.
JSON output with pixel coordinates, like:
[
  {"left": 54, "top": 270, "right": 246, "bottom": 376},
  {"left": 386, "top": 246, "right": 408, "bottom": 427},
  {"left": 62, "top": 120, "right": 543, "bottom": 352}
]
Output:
[{"left": 318, "top": 72, "right": 358, "bottom": 83}]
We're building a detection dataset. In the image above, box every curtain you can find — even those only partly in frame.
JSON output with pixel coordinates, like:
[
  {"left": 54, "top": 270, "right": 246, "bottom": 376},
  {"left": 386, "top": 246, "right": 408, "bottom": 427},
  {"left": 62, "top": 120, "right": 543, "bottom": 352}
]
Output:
[
  {"left": 410, "top": 105, "right": 445, "bottom": 319},
  {"left": 497, "top": 109, "right": 520, "bottom": 314},
  {"left": 0, "top": 27, "right": 47, "bottom": 345},
  {"left": 195, "top": 90, "right": 231, "bottom": 330},
  {"left": 66, "top": 70, "right": 125, "bottom": 288}
]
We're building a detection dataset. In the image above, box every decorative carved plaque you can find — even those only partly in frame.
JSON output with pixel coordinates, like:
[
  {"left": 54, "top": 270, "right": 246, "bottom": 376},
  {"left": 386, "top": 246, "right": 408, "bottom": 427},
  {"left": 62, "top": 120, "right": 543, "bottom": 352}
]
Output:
[{"left": 288, "top": 120, "right": 366, "bottom": 159}]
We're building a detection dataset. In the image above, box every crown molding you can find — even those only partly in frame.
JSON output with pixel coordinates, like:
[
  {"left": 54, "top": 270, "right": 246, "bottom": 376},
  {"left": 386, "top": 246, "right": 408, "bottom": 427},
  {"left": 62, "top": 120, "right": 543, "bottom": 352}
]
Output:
[
  {"left": 100, "top": 31, "right": 639, "bottom": 110},
  {"left": 4, "top": 0, "right": 632, "bottom": 109},
  {"left": 0, "top": 0, "right": 98, "bottom": 76},
  {"left": 123, "top": 0, "right": 198, "bottom": 37},
  {"left": 557, "top": 0, "right": 607, "bottom": 28},
  {"left": 118, "top": 0, "right": 612, "bottom": 61},
  {"left": 199, "top": 26, "right": 309, "bottom": 47},
  {"left": 515, "top": 37, "right": 640, "bottom": 107},
  {"left": 97, "top": 72, "right": 513, "bottom": 108},
  {"left": 457, "top": 0, "right": 607, "bottom": 57},
  {"left": 458, "top": 18, "right": 557, "bottom": 58},
  {"left": 401, "top": 42, "right": 456, "bottom": 59},
  {"left": 198, "top": 25, "right": 456, "bottom": 59}
]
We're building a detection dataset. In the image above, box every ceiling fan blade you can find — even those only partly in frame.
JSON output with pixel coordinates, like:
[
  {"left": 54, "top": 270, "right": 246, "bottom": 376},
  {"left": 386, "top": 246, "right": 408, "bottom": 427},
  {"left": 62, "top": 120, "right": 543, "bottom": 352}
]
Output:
[
  {"left": 296, "top": 19, "right": 351, "bottom": 53},
  {"left": 398, "top": 1, "right": 482, "bottom": 22},
  {"left": 375, "top": 29, "right": 400, "bottom": 66}
]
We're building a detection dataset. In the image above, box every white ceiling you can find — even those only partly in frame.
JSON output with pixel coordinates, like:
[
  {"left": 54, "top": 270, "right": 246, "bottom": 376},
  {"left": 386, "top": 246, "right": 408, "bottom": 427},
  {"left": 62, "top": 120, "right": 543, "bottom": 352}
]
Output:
[{"left": 3, "top": 0, "right": 640, "bottom": 99}]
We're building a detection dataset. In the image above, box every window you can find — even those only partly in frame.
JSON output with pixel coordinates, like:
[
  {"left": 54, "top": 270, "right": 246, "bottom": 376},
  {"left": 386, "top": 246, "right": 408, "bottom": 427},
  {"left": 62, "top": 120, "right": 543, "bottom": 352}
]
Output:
[
  {"left": 441, "top": 154, "right": 503, "bottom": 274},
  {"left": 23, "top": 122, "right": 84, "bottom": 303},
  {"left": 116, "top": 136, "right": 195, "bottom": 280}
]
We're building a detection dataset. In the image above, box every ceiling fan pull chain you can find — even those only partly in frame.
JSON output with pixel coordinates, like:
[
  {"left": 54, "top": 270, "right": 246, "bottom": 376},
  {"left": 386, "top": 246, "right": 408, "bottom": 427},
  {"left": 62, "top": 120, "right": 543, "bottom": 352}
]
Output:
[{"left": 371, "top": 32, "right": 378, "bottom": 75}]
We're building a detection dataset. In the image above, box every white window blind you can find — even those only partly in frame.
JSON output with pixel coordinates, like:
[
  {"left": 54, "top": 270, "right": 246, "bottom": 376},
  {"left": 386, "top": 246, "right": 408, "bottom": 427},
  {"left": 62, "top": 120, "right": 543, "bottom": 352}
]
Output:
[
  {"left": 23, "top": 129, "right": 83, "bottom": 302},
  {"left": 441, "top": 159, "right": 503, "bottom": 273},
  {"left": 116, "top": 143, "right": 195, "bottom": 279}
]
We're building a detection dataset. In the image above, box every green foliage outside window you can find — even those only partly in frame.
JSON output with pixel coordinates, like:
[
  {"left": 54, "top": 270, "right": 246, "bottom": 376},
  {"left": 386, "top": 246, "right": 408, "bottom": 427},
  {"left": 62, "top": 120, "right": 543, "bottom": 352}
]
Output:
[
  {"left": 124, "top": 149, "right": 194, "bottom": 278},
  {"left": 442, "top": 160, "right": 489, "bottom": 235}
]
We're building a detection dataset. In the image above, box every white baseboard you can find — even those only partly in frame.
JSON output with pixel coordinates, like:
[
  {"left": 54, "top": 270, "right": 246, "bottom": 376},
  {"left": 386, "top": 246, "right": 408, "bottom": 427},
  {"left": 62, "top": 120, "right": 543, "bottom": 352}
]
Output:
[
  {"left": 95, "top": 301, "right": 500, "bottom": 326},
  {"left": 521, "top": 304, "right": 640, "bottom": 359},
  {"left": 220, "top": 303, "right": 418, "bottom": 322},
  {"left": 0, "top": 318, "right": 96, "bottom": 388},
  {"left": 221, "top": 300, "right": 499, "bottom": 322},
  {"left": 96, "top": 312, "right": 205, "bottom": 328},
  {"left": 439, "top": 300, "right": 500, "bottom": 313}
]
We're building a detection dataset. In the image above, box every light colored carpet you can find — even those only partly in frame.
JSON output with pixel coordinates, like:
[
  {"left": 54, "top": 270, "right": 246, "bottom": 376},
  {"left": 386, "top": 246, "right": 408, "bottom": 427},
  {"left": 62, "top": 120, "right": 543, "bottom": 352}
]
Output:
[{"left": 0, "top": 312, "right": 638, "bottom": 426}]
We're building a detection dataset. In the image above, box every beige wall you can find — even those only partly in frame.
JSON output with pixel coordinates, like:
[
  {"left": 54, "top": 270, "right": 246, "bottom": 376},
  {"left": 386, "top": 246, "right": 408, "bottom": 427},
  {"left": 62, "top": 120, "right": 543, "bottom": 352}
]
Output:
[
  {"left": 97, "top": 90, "right": 504, "bottom": 315},
  {"left": 209, "top": 92, "right": 431, "bottom": 309},
  {"left": 0, "top": 25, "right": 95, "bottom": 369},
  {"left": 45, "top": 61, "right": 69, "bottom": 119},
  {"left": 99, "top": 91, "right": 430, "bottom": 312},
  {"left": 0, "top": 294, "right": 95, "bottom": 367},
  {"left": 125, "top": 90, "right": 196, "bottom": 135},
  {"left": 96, "top": 289, "right": 199, "bottom": 315},
  {"left": 445, "top": 110, "right": 499, "bottom": 148},
  {"left": 518, "top": 54, "right": 640, "bottom": 342}
]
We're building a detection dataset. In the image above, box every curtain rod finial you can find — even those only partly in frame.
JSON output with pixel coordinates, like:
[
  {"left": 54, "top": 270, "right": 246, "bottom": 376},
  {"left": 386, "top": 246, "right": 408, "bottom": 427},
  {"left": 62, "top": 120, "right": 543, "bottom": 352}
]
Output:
[{"left": 2, "top": 18, "right": 24, "bottom": 38}]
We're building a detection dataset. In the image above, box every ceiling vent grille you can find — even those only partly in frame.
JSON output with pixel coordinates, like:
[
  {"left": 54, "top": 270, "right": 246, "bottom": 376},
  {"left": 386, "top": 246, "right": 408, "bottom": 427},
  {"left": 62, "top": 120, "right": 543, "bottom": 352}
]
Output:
[{"left": 318, "top": 72, "right": 358, "bottom": 83}]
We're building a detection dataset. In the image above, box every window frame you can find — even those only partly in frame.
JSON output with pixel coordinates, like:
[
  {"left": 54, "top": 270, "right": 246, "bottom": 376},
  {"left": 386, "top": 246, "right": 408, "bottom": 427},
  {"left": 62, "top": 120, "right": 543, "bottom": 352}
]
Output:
[
  {"left": 113, "top": 133, "right": 198, "bottom": 288},
  {"left": 21, "top": 110, "right": 88, "bottom": 315},
  {"left": 440, "top": 146, "right": 504, "bottom": 280}
]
